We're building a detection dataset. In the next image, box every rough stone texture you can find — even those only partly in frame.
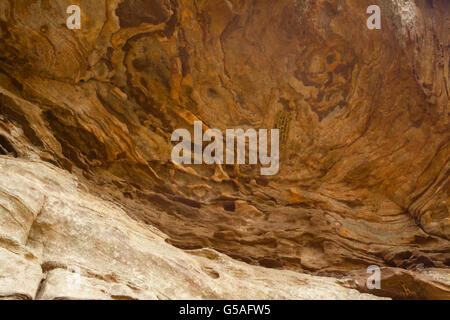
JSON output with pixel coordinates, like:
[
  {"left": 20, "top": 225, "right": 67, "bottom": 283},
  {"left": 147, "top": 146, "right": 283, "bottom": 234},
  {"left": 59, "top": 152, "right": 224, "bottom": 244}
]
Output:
[
  {"left": 0, "top": 156, "right": 383, "bottom": 300},
  {"left": 0, "top": 0, "right": 448, "bottom": 299}
]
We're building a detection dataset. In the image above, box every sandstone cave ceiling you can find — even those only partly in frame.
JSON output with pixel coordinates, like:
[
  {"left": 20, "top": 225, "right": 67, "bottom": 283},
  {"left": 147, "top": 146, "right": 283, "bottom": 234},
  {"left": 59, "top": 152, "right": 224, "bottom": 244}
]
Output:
[{"left": 0, "top": 0, "right": 448, "bottom": 299}]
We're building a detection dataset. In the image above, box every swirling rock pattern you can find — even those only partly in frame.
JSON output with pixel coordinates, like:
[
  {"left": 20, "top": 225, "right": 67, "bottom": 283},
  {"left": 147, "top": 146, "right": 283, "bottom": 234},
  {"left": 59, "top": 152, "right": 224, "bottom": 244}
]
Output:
[{"left": 0, "top": 0, "right": 448, "bottom": 299}]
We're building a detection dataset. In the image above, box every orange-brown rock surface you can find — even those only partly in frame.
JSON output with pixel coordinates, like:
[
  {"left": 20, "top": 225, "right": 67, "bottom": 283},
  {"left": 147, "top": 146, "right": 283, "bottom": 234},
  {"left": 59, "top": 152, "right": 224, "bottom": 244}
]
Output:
[{"left": 0, "top": 0, "right": 448, "bottom": 299}]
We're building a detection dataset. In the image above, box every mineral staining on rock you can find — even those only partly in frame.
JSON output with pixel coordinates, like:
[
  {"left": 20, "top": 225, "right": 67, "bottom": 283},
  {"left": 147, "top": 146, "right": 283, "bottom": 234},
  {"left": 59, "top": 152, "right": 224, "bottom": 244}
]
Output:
[
  {"left": 0, "top": 156, "right": 383, "bottom": 300},
  {"left": 0, "top": 0, "right": 449, "bottom": 299}
]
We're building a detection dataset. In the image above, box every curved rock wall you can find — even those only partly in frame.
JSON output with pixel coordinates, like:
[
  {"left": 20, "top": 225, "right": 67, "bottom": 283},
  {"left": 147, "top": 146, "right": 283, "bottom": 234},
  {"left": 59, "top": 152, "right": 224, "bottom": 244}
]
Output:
[{"left": 0, "top": 0, "right": 448, "bottom": 299}]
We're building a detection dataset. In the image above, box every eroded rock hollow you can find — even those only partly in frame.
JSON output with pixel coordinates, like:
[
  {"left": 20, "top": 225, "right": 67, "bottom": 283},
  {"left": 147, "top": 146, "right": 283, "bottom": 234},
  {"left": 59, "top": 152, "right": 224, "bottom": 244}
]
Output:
[{"left": 0, "top": 0, "right": 448, "bottom": 299}]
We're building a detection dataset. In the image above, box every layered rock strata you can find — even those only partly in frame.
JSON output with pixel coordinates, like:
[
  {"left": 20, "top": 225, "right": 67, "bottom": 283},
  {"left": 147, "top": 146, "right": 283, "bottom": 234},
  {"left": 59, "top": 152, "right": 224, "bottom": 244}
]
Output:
[{"left": 0, "top": 0, "right": 448, "bottom": 299}]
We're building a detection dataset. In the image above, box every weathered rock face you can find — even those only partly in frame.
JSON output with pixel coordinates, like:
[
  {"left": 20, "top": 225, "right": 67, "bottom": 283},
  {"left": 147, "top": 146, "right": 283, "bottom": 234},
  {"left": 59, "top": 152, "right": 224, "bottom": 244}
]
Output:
[
  {"left": 0, "top": 0, "right": 448, "bottom": 299},
  {"left": 0, "top": 156, "right": 384, "bottom": 300}
]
